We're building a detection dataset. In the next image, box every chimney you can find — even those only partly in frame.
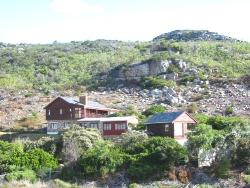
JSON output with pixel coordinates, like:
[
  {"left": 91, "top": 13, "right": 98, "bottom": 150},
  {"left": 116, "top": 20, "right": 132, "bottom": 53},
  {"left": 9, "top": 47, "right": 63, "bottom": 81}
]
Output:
[{"left": 79, "top": 95, "right": 88, "bottom": 105}]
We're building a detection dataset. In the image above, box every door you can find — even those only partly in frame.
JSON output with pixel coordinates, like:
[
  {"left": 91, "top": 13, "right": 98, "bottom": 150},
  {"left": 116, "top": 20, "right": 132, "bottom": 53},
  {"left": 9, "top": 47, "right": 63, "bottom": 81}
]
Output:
[{"left": 174, "top": 122, "right": 183, "bottom": 136}]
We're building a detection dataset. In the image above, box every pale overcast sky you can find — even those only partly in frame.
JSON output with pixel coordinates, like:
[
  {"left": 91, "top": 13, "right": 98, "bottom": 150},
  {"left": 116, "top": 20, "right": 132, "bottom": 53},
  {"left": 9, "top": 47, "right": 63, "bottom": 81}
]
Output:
[{"left": 0, "top": 0, "right": 249, "bottom": 43}]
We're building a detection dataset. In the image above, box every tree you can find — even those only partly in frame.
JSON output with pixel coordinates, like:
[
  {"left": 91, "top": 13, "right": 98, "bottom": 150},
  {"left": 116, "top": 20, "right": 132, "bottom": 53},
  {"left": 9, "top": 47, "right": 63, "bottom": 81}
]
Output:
[
  {"left": 120, "top": 130, "right": 148, "bottom": 152},
  {"left": 78, "top": 141, "right": 124, "bottom": 178},
  {"left": 187, "top": 124, "right": 223, "bottom": 161},
  {"left": 62, "top": 125, "right": 103, "bottom": 164}
]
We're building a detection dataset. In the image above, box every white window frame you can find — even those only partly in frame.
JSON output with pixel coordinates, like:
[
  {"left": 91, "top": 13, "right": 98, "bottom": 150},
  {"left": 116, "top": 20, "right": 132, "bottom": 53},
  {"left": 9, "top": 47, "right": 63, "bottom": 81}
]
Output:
[
  {"left": 64, "top": 122, "right": 70, "bottom": 128},
  {"left": 59, "top": 109, "right": 63, "bottom": 115},
  {"left": 115, "top": 123, "right": 126, "bottom": 130},
  {"left": 165, "top": 124, "right": 169, "bottom": 132},
  {"left": 103, "top": 123, "right": 112, "bottom": 130},
  {"left": 48, "top": 110, "right": 51, "bottom": 116},
  {"left": 90, "top": 123, "right": 98, "bottom": 129},
  {"left": 50, "top": 122, "right": 58, "bottom": 129}
]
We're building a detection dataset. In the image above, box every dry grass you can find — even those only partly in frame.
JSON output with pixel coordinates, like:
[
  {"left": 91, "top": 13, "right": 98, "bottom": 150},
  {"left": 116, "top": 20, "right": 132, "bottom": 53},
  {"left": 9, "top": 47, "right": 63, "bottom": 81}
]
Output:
[
  {"left": 0, "top": 180, "right": 48, "bottom": 188},
  {"left": 13, "top": 112, "right": 45, "bottom": 131}
]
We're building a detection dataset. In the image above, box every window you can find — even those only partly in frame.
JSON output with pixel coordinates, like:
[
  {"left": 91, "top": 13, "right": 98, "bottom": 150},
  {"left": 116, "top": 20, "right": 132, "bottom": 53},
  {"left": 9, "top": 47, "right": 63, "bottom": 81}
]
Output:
[
  {"left": 50, "top": 122, "right": 58, "bottom": 129},
  {"left": 103, "top": 123, "right": 112, "bottom": 130},
  {"left": 59, "top": 109, "right": 63, "bottom": 115},
  {"left": 165, "top": 124, "right": 169, "bottom": 132},
  {"left": 75, "top": 108, "right": 81, "bottom": 118},
  {"left": 115, "top": 123, "right": 126, "bottom": 130},
  {"left": 48, "top": 110, "right": 51, "bottom": 116},
  {"left": 89, "top": 123, "right": 98, "bottom": 129},
  {"left": 64, "top": 122, "right": 70, "bottom": 128}
]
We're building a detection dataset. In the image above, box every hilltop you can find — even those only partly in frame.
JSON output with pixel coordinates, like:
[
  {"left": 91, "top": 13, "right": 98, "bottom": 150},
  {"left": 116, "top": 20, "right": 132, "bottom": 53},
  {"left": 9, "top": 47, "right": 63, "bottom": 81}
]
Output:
[{"left": 153, "top": 30, "right": 240, "bottom": 42}]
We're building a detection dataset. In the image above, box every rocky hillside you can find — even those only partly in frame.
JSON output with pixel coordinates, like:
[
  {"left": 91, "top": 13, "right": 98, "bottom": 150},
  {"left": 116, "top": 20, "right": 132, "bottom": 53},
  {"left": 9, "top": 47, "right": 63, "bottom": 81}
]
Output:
[
  {"left": 153, "top": 30, "right": 240, "bottom": 42},
  {"left": 0, "top": 30, "right": 250, "bottom": 128}
]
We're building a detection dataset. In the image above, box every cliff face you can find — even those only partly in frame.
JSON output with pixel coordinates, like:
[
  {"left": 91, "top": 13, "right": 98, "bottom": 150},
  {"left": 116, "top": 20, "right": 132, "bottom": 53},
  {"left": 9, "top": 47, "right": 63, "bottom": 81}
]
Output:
[{"left": 112, "top": 59, "right": 187, "bottom": 81}]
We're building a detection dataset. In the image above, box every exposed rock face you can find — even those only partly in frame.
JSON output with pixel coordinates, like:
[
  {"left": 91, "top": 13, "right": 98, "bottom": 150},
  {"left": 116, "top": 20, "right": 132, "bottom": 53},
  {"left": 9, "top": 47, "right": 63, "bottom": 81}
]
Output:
[{"left": 112, "top": 59, "right": 187, "bottom": 81}]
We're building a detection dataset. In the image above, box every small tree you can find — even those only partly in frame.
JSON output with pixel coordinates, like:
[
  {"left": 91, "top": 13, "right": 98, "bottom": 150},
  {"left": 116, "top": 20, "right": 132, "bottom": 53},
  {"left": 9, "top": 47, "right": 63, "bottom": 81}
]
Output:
[
  {"left": 120, "top": 130, "right": 148, "bottom": 152},
  {"left": 62, "top": 125, "right": 103, "bottom": 164},
  {"left": 78, "top": 141, "right": 124, "bottom": 178},
  {"left": 187, "top": 124, "right": 223, "bottom": 161}
]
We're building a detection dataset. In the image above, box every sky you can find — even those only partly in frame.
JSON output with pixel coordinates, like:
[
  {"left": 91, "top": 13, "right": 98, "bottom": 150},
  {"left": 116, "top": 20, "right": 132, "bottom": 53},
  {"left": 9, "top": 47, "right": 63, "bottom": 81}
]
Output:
[{"left": 0, "top": 0, "right": 250, "bottom": 43}]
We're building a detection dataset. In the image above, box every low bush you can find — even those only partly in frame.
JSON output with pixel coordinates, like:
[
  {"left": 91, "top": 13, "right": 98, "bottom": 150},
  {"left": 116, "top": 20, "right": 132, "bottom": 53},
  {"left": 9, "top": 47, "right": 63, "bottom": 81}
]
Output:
[
  {"left": 186, "top": 103, "right": 198, "bottom": 113},
  {"left": 244, "top": 175, "right": 250, "bottom": 184},
  {"left": 142, "top": 104, "right": 166, "bottom": 117},
  {"left": 128, "top": 183, "right": 139, "bottom": 188},
  {"left": 235, "top": 136, "right": 250, "bottom": 166},
  {"left": 62, "top": 125, "right": 103, "bottom": 164},
  {"left": 22, "top": 136, "right": 61, "bottom": 156},
  {"left": 23, "top": 148, "right": 58, "bottom": 172},
  {"left": 78, "top": 141, "right": 124, "bottom": 178},
  {"left": 128, "top": 163, "right": 161, "bottom": 180},
  {"left": 120, "top": 131, "right": 148, "bottom": 152},
  {"left": 215, "top": 157, "right": 232, "bottom": 179},
  {"left": 245, "top": 166, "right": 250, "bottom": 175},
  {"left": 225, "top": 105, "right": 234, "bottom": 115},
  {"left": 0, "top": 141, "right": 58, "bottom": 174},
  {"left": 5, "top": 168, "right": 36, "bottom": 182},
  {"left": 127, "top": 137, "right": 187, "bottom": 181},
  {"left": 140, "top": 76, "right": 176, "bottom": 89},
  {"left": 180, "top": 75, "right": 195, "bottom": 84}
]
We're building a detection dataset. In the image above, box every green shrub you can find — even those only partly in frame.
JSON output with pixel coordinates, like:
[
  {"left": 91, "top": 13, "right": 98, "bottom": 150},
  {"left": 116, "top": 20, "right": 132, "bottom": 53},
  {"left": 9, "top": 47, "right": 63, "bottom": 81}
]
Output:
[
  {"left": 78, "top": 141, "right": 124, "bottom": 178},
  {"left": 244, "top": 175, "right": 250, "bottom": 184},
  {"left": 142, "top": 104, "right": 166, "bottom": 117},
  {"left": 194, "top": 114, "right": 249, "bottom": 130},
  {"left": 140, "top": 76, "right": 176, "bottom": 89},
  {"left": 62, "top": 125, "right": 103, "bottom": 163},
  {"left": 180, "top": 75, "right": 195, "bottom": 84},
  {"left": 225, "top": 105, "right": 234, "bottom": 115},
  {"left": 187, "top": 124, "right": 223, "bottom": 160},
  {"left": 120, "top": 131, "right": 148, "bottom": 152},
  {"left": 207, "top": 116, "right": 248, "bottom": 130},
  {"left": 23, "top": 148, "right": 58, "bottom": 171},
  {"left": 127, "top": 137, "right": 187, "bottom": 180},
  {"left": 215, "top": 158, "right": 231, "bottom": 179},
  {"left": 245, "top": 166, "right": 250, "bottom": 175},
  {"left": 5, "top": 168, "right": 36, "bottom": 182},
  {"left": 235, "top": 136, "right": 250, "bottom": 166},
  {"left": 0, "top": 141, "right": 24, "bottom": 173},
  {"left": 129, "top": 183, "right": 139, "bottom": 188},
  {"left": 128, "top": 163, "right": 161, "bottom": 180},
  {"left": 167, "top": 64, "right": 180, "bottom": 73},
  {"left": 0, "top": 141, "right": 58, "bottom": 174},
  {"left": 22, "top": 136, "right": 61, "bottom": 156}
]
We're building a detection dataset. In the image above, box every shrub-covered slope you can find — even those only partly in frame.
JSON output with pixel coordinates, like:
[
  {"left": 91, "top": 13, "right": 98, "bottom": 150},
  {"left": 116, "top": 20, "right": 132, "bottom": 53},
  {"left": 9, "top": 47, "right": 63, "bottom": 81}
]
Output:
[{"left": 0, "top": 30, "right": 250, "bottom": 91}]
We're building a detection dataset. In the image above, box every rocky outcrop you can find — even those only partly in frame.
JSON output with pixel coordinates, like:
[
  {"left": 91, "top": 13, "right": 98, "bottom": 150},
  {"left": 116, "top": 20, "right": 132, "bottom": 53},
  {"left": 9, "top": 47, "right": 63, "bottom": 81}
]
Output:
[
  {"left": 111, "top": 59, "right": 188, "bottom": 81},
  {"left": 153, "top": 30, "right": 240, "bottom": 42}
]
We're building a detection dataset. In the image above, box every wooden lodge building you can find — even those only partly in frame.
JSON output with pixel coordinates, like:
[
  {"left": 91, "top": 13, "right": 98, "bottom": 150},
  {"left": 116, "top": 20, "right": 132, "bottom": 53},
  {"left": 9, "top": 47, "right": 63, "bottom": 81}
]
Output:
[
  {"left": 145, "top": 111, "right": 197, "bottom": 144},
  {"left": 44, "top": 96, "right": 196, "bottom": 141},
  {"left": 44, "top": 96, "right": 137, "bottom": 136}
]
